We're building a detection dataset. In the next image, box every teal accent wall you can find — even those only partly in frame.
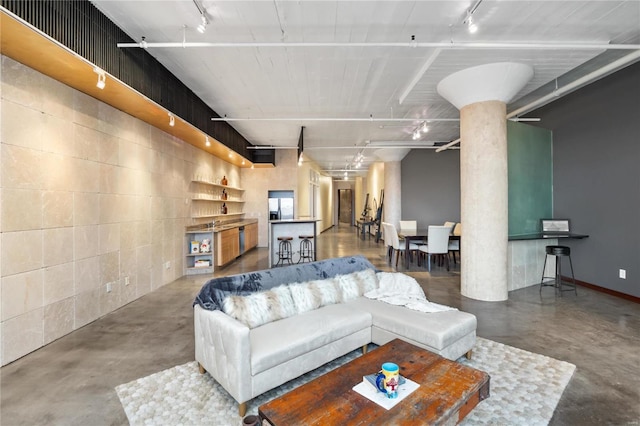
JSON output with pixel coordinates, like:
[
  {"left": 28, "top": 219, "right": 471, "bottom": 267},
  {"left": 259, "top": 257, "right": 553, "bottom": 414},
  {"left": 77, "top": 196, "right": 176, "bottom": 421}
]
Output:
[{"left": 508, "top": 121, "right": 553, "bottom": 235}]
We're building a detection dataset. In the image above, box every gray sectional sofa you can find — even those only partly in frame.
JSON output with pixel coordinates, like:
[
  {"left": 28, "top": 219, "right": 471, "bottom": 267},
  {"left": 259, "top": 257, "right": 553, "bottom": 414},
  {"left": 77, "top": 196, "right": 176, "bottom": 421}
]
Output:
[{"left": 193, "top": 255, "right": 477, "bottom": 416}]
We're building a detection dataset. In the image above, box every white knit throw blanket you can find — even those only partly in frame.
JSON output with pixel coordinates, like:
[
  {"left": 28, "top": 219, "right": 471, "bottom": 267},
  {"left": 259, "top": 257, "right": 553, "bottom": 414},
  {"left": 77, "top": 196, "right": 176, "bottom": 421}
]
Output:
[{"left": 365, "top": 272, "right": 457, "bottom": 313}]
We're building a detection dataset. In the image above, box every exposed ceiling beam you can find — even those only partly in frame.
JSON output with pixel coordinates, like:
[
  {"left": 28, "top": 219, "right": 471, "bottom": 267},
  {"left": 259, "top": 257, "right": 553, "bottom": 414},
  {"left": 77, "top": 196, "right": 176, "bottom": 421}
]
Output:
[
  {"left": 211, "top": 117, "right": 459, "bottom": 122},
  {"left": 399, "top": 48, "right": 442, "bottom": 105},
  {"left": 117, "top": 41, "right": 640, "bottom": 50}
]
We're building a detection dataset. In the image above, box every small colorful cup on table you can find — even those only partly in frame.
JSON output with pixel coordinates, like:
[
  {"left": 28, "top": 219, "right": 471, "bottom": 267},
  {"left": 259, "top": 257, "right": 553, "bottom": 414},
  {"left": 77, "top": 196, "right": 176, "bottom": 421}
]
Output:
[{"left": 376, "top": 362, "right": 400, "bottom": 398}]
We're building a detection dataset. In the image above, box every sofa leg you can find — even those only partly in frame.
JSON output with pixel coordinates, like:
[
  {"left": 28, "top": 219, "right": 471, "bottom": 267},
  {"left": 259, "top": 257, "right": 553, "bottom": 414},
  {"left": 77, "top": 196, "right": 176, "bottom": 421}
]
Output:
[
  {"left": 362, "top": 344, "right": 368, "bottom": 355},
  {"left": 198, "top": 362, "right": 206, "bottom": 374},
  {"left": 239, "top": 402, "right": 247, "bottom": 417},
  {"left": 465, "top": 350, "right": 473, "bottom": 360}
]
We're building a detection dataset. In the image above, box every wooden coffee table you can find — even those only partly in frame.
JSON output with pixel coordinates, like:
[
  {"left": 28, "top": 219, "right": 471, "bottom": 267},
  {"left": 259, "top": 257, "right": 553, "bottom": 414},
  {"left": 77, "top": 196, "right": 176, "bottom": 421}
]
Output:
[{"left": 258, "top": 339, "right": 490, "bottom": 425}]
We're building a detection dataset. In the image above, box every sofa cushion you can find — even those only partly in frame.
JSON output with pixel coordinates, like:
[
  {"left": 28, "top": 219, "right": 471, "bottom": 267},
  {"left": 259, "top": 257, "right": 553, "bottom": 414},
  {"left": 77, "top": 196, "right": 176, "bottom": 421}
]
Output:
[
  {"left": 336, "top": 268, "right": 379, "bottom": 300},
  {"left": 346, "top": 297, "right": 477, "bottom": 350},
  {"left": 223, "top": 269, "right": 379, "bottom": 328},
  {"left": 223, "top": 284, "right": 297, "bottom": 329},
  {"left": 194, "top": 255, "right": 378, "bottom": 311},
  {"left": 289, "top": 268, "right": 379, "bottom": 314},
  {"left": 249, "top": 303, "right": 372, "bottom": 375}
]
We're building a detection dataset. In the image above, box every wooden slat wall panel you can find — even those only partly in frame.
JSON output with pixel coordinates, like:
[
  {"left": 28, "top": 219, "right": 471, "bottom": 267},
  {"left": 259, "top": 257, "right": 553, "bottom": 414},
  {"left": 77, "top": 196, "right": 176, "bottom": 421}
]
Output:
[{"left": 1, "top": 0, "right": 261, "bottom": 162}]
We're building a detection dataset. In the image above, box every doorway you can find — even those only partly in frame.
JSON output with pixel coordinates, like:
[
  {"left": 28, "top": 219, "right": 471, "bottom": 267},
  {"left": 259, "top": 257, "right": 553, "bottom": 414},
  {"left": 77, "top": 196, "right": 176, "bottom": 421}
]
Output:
[{"left": 338, "top": 189, "right": 353, "bottom": 225}]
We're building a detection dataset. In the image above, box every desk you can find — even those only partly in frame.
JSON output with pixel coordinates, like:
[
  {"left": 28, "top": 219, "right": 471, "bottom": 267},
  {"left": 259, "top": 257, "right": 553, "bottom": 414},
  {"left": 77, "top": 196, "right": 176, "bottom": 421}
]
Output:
[
  {"left": 508, "top": 232, "right": 589, "bottom": 241},
  {"left": 507, "top": 232, "right": 589, "bottom": 291},
  {"left": 398, "top": 229, "right": 460, "bottom": 269},
  {"left": 356, "top": 219, "right": 375, "bottom": 240}
]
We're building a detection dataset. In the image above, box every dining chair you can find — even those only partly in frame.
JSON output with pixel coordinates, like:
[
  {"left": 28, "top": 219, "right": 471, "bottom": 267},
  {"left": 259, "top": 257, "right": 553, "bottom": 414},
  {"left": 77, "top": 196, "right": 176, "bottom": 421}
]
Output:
[
  {"left": 381, "top": 222, "right": 393, "bottom": 261},
  {"left": 418, "top": 225, "right": 451, "bottom": 272},
  {"left": 383, "top": 222, "right": 420, "bottom": 267},
  {"left": 449, "top": 222, "right": 461, "bottom": 264},
  {"left": 399, "top": 220, "right": 425, "bottom": 246},
  {"left": 399, "top": 220, "right": 417, "bottom": 231}
]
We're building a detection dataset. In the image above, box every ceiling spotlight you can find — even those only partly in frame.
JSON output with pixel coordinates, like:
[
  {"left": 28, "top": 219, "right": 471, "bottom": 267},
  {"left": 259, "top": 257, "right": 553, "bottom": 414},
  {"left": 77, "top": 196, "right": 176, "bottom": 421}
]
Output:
[
  {"left": 412, "top": 130, "right": 420, "bottom": 140},
  {"left": 197, "top": 15, "right": 208, "bottom": 33},
  {"left": 168, "top": 114, "right": 175, "bottom": 127},
  {"left": 422, "top": 123, "right": 429, "bottom": 133},
  {"left": 205, "top": 136, "right": 211, "bottom": 147},
  {"left": 463, "top": 0, "right": 483, "bottom": 34},
  {"left": 467, "top": 17, "right": 478, "bottom": 34},
  {"left": 94, "top": 67, "right": 106, "bottom": 89}
]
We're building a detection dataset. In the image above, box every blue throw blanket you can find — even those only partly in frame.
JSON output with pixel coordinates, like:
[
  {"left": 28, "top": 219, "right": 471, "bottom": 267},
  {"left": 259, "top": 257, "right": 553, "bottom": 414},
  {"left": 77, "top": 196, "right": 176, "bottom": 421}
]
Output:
[{"left": 193, "top": 255, "right": 377, "bottom": 311}]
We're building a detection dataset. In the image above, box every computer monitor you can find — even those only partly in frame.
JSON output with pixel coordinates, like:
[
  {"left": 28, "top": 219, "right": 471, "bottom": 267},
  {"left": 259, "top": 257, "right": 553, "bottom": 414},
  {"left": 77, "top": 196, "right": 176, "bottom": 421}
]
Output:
[{"left": 541, "top": 219, "right": 570, "bottom": 233}]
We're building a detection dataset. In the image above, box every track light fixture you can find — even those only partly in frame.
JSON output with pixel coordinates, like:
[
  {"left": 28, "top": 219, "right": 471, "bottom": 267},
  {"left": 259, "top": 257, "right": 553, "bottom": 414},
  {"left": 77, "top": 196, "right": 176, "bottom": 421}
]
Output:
[
  {"left": 411, "top": 121, "right": 429, "bottom": 140},
  {"left": 193, "top": 0, "right": 209, "bottom": 33},
  {"left": 463, "top": 0, "right": 483, "bottom": 34},
  {"left": 94, "top": 67, "right": 106, "bottom": 89},
  {"left": 466, "top": 16, "right": 478, "bottom": 34},
  {"left": 168, "top": 113, "right": 175, "bottom": 127},
  {"left": 205, "top": 136, "right": 211, "bottom": 147},
  {"left": 197, "top": 15, "right": 208, "bottom": 33}
]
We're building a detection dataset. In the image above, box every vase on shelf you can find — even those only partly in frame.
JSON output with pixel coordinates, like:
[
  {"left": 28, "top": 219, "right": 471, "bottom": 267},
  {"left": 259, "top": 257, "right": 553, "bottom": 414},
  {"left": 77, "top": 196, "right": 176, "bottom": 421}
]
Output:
[
  {"left": 222, "top": 203, "right": 227, "bottom": 214},
  {"left": 221, "top": 175, "right": 228, "bottom": 186},
  {"left": 222, "top": 189, "right": 227, "bottom": 200}
]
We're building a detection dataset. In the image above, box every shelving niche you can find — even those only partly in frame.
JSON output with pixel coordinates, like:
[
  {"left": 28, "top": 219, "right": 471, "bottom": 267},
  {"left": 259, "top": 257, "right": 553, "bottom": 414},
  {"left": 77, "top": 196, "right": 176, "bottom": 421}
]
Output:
[
  {"left": 185, "top": 228, "right": 214, "bottom": 275},
  {"left": 191, "top": 179, "right": 245, "bottom": 218}
]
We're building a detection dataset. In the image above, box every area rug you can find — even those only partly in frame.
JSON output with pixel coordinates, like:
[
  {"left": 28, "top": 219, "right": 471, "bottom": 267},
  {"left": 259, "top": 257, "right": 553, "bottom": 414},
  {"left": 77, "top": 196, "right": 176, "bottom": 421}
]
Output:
[{"left": 116, "top": 337, "right": 575, "bottom": 426}]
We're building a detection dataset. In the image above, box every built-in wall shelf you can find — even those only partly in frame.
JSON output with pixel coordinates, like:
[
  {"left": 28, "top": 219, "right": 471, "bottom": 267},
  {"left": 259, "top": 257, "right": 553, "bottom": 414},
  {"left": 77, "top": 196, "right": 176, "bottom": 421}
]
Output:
[
  {"left": 192, "top": 197, "right": 245, "bottom": 203},
  {"left": 185, "top": 229, "right": 214, "bottom": 275},
  {"left": 192, "top": 212, "right": 245, "bottom": 219},
  {"left": 192, "top": 179, "right": 244, "bottom": 192},
  {"left": 191, "top": 179, "right": 245, "bottom": 216}
]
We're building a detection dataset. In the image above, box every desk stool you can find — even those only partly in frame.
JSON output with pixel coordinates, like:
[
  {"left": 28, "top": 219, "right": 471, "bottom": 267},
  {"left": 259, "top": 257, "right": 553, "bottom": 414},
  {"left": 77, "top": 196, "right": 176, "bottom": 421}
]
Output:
[
  {"left": 540, "top": 245, "right": 577, "bottom": 296},
  {"left": 297, "top": 235, "right": 315, "bottom": 263},
  {"left": 275, "top": 236, "right": 293, "bottom": 267}
]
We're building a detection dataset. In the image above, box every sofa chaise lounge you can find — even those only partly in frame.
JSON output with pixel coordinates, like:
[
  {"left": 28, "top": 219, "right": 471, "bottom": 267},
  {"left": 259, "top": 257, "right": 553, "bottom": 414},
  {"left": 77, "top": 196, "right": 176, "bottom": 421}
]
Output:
[{"left": 193, "top": 255, "right": 477, "bottom": 416}]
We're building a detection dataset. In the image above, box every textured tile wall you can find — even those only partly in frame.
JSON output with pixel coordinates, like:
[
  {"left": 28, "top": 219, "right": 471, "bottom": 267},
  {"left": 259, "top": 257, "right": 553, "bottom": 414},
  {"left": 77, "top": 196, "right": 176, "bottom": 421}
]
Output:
[{"left": 0, "top": 56, "right": 237, "bottom": 366}]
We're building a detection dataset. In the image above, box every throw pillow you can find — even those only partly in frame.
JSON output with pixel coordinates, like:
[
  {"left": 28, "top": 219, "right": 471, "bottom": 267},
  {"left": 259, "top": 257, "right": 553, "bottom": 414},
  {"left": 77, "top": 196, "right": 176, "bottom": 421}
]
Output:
[
  {"left": 289, "top": 277, "right": 342, "bottom": 313},
  {"left": 222, "top": 284, "right": 297, "bottom": 328},
  {"left": 336, "top": 268, "right": 379, "bottom": 300},
  {"left": 289, "top": 268, "right": 379, "bottom": 313}
]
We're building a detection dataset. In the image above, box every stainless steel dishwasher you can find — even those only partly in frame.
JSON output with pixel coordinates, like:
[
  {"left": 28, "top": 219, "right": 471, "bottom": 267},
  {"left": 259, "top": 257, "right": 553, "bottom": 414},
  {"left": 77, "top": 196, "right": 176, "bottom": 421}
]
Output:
[{"left": 238, "top": 226, "right": 245, "bottom": 255}]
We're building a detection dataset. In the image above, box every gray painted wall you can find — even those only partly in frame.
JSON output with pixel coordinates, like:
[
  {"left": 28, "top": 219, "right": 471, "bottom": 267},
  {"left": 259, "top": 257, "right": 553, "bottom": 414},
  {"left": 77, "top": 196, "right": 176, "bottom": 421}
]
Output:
[
  {"left": 401, "top": 149, "right": 461, "bottom": 228},
  {"left": 531, "top": 61, "right": 640, "bottom": 297}
]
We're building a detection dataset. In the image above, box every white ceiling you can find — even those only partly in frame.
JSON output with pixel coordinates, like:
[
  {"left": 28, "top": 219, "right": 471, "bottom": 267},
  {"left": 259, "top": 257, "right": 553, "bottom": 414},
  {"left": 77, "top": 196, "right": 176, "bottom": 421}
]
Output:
[{"left": 90, "top": 0, "right": 640, "bottom": 177}]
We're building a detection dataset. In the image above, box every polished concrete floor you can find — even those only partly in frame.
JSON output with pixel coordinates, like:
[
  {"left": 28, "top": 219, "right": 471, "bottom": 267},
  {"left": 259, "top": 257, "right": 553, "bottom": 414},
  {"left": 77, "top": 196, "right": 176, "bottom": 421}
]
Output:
[{"left": 2, "top": 224, "right": 639, "bottom": 425}]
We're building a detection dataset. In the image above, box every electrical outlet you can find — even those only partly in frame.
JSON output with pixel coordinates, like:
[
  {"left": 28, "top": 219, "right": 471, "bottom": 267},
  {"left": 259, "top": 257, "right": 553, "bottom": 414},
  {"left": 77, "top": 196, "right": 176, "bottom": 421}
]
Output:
[
  {"left": 165, "top": 261, "right": 171, "bottom": 270},
  {"left": 619, "top": 269, "right": 626, "bottom": 279},
  {"left": 124, "top": 276, "right": 130, "bottom": 286},
  {"left": 106, "top": 282, "right": 112, "bottom": 293}
]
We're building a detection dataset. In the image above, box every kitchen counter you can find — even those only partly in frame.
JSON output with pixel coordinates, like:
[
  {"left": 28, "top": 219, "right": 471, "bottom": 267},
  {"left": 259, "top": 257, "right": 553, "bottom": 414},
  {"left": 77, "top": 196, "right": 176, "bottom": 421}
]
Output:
[
  {"left": 268, "top": 219, "right": 319, "bottom": 224},
  {"left": 268, "top": 219, "right": 318, "bottom": 266},
  {"left": 191, "top": 218, "right": 258, "bottom": 233}
]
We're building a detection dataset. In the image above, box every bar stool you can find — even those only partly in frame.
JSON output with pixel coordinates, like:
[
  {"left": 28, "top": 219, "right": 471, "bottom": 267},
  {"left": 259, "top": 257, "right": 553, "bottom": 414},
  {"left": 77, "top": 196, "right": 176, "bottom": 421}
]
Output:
[
  {"left": 275, "top": 236, "right": 293, "bottom": 267},
  {"left": 297, "top": 235, "right": 314, "bottom": 263},
  {"left": 540, "top": 245, "right": 577, "bottom": 296}
]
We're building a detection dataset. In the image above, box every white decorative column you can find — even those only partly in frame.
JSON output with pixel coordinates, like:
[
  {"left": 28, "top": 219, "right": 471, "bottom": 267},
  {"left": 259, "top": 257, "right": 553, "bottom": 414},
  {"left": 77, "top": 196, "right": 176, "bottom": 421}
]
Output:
[
  {"left": 437, "top": 63, "right": 533, "bottom": 301},
  {"left": 375, "top": 148, "right": 409, "bottom": 229}
]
